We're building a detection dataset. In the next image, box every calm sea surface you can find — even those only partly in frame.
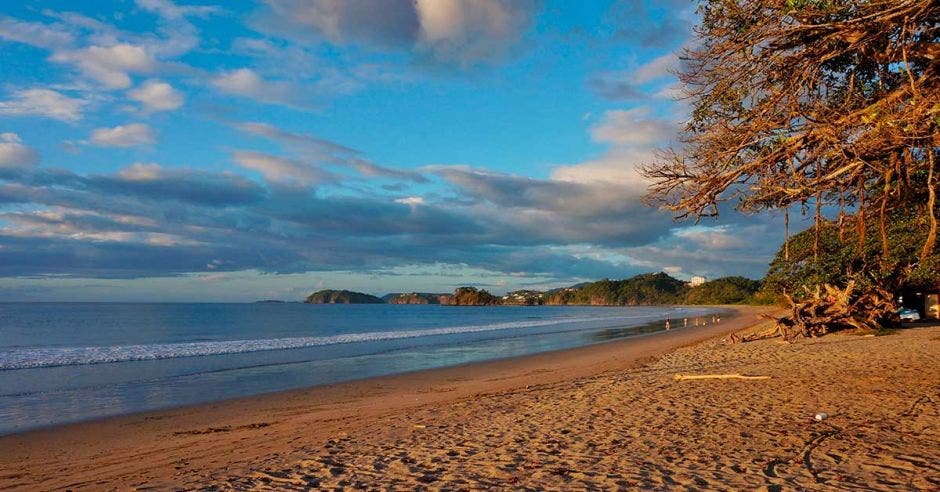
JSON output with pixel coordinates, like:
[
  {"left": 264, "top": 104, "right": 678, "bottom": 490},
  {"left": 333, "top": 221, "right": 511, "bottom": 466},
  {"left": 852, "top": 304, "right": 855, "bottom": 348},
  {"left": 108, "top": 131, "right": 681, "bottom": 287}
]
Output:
[{"left": 0, "top": 303, "right": 722, "bottom": 435}]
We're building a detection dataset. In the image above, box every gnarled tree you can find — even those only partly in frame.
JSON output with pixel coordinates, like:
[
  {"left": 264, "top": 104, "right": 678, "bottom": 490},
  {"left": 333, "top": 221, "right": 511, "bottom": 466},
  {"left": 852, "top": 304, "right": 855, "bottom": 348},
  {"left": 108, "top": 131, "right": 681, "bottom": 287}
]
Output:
[{"left": 643, "top": 0, "right": 939, "bottom": 335}]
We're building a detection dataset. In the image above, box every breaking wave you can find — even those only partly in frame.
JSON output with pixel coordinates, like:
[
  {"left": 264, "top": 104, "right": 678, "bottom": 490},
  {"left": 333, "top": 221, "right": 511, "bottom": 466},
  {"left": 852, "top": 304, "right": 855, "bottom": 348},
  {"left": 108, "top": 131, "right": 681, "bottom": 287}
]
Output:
[{"left": 0, "top": 313, "right": 662, "bottom": 370}]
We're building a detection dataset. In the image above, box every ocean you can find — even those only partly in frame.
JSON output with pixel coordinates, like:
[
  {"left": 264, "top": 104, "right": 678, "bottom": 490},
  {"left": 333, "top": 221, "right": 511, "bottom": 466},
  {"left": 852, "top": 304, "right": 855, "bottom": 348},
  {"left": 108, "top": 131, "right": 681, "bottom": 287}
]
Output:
[{"left": 0, "top": 302, "right": 722, "bottom": 435}]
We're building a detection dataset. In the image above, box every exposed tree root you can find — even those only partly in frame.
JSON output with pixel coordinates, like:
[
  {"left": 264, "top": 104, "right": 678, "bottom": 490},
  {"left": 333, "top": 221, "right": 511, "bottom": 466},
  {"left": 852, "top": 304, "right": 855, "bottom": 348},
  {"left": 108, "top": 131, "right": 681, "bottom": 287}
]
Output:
[{"left": 731, "top": 282, "right": 896, "bottom": 343}]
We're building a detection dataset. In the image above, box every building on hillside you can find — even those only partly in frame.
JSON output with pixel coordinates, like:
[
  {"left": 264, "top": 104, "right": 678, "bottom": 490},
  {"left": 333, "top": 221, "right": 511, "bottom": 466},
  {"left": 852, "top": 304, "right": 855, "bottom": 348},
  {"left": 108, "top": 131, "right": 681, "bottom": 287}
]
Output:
[
  {"left": 502, "top": 290, "right": 545, "bottom": 305},
  {"left": 689, "top": 276, "right": 706, "bottom": 287}
]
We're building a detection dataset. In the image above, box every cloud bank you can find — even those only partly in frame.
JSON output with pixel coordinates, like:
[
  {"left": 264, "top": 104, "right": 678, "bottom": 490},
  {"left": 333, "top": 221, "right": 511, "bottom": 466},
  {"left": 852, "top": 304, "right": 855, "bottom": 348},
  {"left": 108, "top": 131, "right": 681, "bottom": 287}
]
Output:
[{"left": 260, "top": 0, "right": 539, "bottom": 67}]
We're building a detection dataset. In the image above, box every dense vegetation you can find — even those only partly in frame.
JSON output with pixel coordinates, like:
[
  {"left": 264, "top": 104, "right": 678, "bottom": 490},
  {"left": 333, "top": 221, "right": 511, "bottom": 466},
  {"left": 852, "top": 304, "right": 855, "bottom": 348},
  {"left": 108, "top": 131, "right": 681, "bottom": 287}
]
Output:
[
  {"left": 546, "top": 273, "right": 686, "bottom": 305},
  {"left": 304, "top": 290, "right": 384, "bottom": 304},
  {"left": 449, "top": 287, "right": 500, "bottom": 306},
  {"left": 545, "top": 273, "right": 762, "bottom": 306},
  {"left": 763, "top": 207, "right": 940, "bottom": 298},
  {"left": 643, "top": 0, "right": 937, "bottom": 264},
  {"left": 683, "top": 277, "right": 763, "bottom": 305},
  {"left": 641, "top": 0, "right": 938, "bottom": 335},
  {"left": 385, "top": 293, "right": 442, "bottom": 304},
  {"left": 305, "top": 274, "right": 764, "bottom": 307}
]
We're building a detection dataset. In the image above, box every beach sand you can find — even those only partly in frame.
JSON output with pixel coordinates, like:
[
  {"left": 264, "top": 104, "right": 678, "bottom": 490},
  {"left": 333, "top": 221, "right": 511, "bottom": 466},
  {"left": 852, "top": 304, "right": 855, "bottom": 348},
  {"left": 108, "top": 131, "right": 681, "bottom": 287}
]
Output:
[{"left": 1, "top": 306, "right": 937, "bottom": 490}]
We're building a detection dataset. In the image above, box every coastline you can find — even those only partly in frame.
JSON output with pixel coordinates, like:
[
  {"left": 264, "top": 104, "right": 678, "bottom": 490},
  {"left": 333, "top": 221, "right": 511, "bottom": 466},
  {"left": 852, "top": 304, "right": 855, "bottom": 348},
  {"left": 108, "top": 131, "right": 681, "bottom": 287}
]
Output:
[
  {"left": 3, "top": 306, "right": 936, "bottom": 489},
  {"left": 0, "top": 305, "right": 762, "bottom": 489},
  {"left": 0, "top": 303, "right": 730, "bottom": 435}
]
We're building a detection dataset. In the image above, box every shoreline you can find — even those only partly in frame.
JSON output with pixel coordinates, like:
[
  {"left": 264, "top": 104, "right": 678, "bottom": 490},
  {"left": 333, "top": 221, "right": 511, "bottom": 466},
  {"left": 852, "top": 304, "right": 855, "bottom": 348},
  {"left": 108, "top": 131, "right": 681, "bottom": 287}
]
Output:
[
  {"left": 0, "top": 305, "right": 767, "bottom": 489},
  {"left": 0, "top": 304, "right": 733, "bottom": 436}
]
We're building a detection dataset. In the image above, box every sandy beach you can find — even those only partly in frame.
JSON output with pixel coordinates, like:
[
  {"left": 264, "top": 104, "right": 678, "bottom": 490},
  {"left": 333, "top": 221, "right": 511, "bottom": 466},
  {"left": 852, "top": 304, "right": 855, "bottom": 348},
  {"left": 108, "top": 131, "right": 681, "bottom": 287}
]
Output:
[{"left": 1, "top": 306, "right": 937, "bottom": 490}]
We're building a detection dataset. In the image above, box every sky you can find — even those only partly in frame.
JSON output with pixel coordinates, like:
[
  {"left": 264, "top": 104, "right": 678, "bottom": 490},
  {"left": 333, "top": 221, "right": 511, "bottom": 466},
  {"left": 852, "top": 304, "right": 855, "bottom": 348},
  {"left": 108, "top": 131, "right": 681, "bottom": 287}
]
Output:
[{"left": 0, "top": 0, "right": 802, "bottom": 301}]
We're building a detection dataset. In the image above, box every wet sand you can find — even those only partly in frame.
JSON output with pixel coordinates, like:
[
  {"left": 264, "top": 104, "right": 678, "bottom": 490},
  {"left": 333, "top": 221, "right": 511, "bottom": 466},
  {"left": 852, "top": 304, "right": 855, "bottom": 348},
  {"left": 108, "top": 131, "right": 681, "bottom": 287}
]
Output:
[{"left": 1, "top": 306, "right": 937, "bottom": 490}]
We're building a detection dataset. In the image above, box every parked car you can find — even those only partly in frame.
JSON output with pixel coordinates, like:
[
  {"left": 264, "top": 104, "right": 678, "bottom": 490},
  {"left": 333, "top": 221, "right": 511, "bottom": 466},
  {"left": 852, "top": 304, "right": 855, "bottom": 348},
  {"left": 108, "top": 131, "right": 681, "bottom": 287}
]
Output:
[{"left": 898, "top": 308, "right": 921, "bottom": 322}]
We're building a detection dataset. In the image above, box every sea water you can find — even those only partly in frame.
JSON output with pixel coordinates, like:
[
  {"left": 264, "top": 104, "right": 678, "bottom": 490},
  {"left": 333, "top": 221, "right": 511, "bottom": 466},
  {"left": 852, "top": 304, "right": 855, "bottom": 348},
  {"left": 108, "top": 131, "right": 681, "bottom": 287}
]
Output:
[{"left": 0, "top": 303, "right": 720, "bottom": 434}]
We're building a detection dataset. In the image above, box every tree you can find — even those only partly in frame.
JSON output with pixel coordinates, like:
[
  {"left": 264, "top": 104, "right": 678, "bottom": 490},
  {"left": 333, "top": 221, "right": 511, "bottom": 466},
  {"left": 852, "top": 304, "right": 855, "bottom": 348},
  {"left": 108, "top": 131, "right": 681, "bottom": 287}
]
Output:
[
  {"left": 684, "top": 276, "right": 761, "bottom": 304},
  {"left": 643, "top": 0, "right": 939, "bottom": 335},
  {"left": 764, "top": 205, "right": 940, "bottom": 295},
  {"left": 451, "top": 287, "right": 500, "bottom": 306}
]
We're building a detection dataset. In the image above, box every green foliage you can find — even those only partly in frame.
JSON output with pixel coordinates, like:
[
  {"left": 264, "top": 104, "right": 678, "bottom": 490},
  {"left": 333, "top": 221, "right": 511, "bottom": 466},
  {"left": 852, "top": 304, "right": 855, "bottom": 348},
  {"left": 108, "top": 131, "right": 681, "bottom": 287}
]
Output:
[
  {"left": 304, "top": 289, "right": 384, "bottom": 304},
  {"left": 385, "top": 293, "right": 443, "bottom": 304},
  {"left": 684, "top": 276, "right": 762, "bottom": 305},
  {"left": 785, "top": 0, "right": 837, "bottom": 12},
  {"left": 545, "top": 273, "right": 761, "bottom": 306},
  {"left": 547, "top": 273, "right": 688, "bottom": 305},
  {"left": 763, "top": 206, "right": 940, "bottom": 298},
  {"left": 451, "top": 287, "right": 500, "bottom": 306},
  {"left": 742, "top": 290, "right": 785, "bottom": 306},
  {"left": 651, "top": 0, "right": 938, "bottom": 304},
  {"left": 503, "top": 290, "right": 544, "bottom": 305},
  {"left": 309, "top": 274, "right": 776, "bottom": 308}
]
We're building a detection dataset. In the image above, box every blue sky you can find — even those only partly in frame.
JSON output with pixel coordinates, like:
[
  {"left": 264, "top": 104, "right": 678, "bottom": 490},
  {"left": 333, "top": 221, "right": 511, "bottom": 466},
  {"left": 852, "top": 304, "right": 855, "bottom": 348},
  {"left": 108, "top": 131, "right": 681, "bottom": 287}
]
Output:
[{"left": 0, "top": 0, "right": 797, "bottom": 301}]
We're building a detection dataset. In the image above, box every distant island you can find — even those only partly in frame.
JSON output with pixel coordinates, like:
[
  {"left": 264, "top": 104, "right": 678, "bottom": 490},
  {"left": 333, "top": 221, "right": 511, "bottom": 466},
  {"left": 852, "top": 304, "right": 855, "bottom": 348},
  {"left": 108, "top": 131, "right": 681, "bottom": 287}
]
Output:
[
  {"left": 305, "top": 273, "right": 765, "bottom": 306},
  {"left": 305, "top": 289, "right": 384, "bottom": 304}
]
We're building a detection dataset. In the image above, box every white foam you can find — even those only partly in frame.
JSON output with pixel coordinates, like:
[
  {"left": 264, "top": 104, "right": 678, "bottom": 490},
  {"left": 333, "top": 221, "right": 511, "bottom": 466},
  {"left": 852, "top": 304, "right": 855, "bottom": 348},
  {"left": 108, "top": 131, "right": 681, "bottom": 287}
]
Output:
[{"left": 0, "top": 313, "right": 666, "bottom": 370}]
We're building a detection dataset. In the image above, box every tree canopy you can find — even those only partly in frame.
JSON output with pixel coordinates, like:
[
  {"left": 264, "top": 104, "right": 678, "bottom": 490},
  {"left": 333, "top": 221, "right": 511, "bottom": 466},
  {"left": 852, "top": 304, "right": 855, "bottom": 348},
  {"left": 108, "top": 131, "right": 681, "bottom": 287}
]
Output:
[
  {"left": 643, "top": 0, "right": 938, "bottom": 268},
  {"left": 684, "top": 276, "right": 763, "bottom": 304},
  {"left": 763, "top": 204, "right": 940, "bottom": 296}
]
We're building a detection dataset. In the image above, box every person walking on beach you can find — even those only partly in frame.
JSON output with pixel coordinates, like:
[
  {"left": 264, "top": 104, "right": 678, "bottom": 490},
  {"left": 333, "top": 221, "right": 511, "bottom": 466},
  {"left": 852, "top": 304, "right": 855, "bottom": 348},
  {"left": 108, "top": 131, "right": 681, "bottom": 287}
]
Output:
[{"left": 665, "top": 319, "right": 671, "bottom": 330}]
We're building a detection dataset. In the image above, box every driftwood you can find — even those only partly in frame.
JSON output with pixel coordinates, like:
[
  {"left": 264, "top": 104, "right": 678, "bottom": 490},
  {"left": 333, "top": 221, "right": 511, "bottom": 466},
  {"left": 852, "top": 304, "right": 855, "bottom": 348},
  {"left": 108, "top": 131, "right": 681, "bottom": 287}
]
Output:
[
  {"left": 674, "top": 373, "right": 771, "bottom": 381},
  {"left": 733, "top": 282, "right": 896, "bottom": 343}
]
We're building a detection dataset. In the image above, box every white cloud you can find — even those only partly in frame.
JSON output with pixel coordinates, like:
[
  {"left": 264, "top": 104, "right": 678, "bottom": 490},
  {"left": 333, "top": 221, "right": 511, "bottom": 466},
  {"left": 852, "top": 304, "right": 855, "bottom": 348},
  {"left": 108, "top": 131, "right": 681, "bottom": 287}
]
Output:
[
  {"left": 212, "top": 68, "right": 270, "bottom": 94},
  {"left": 0, "top": 15, "right": 74, "bottom": 49},
  {"left": 588, "top": 52, "right": 682, "bottom": 101},
  {"left": 117, "top": 162, "right": 164, "bottom": 181},
  {"left": 551, "top": 107, "right": 677, "bottom": 186},
  {"left": 551, "top": 148, "right": 652, "bottom": 187},
  {"left": 264, "top": 0, "right": 419, "bottom": 46},
  {"left": 674, "top": 226, "right": 749, "bottom": 250},
  {"left": 395, "top": 196, "right": 425, "bottom": 206},
  {"left": 211, "top": 69, "right": 299, "bottom": 107},
  {"left": 0, "top": 133, "right": 39, "bottom": 169},
  {"left": 235, "top": 121, "right": 356, "bottom": 159},
  {"left": 589, "top": 107, "right": 676, "bottom": 147},
  {"left": 622, "top": 221, "right": 783, "bottom": 279},
  {"left": 127, "top": 79, "right": 184, "bottom": 111},
  {"left": 261, "top": 0, "right": 535, "bottom": 67},
  {"left": 633, "top": 52, "right": 679, "bottom": 84},
  {"left": 134, "top": 0, "right": 219, "bottom": 58},
  {"left": 653, "top": 83, "right": 686, "bottom": 100},
  {"left": 51, "top": 43, "right": 157, "bottom": 89},
  {"left": 0, "top": 88, "right": 87, "bottom": 122},
  {"left": 135, "top": 0, "right": 219, "bottom": 20},
  {"left": 414, "top": 0, "right": 533, "bottom": 65},
  {"left": 2, "top": 208, "right": 201, "bottom": 246},
  {"left": 232, "top": 150, "right": 337, "bottom": 186},
  {"left": 233, "top": 121, "right": 427, "bottom": 182},
  {"left": 90, "top": 123, "right": 156, "bottom": 147}
]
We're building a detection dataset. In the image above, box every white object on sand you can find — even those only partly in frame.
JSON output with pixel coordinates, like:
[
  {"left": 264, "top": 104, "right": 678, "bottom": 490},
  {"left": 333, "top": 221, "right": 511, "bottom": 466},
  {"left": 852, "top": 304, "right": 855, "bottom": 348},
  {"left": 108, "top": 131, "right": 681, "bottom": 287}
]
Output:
[{"left": 814, "top": 412, "right": 828, "bottom": 421}]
